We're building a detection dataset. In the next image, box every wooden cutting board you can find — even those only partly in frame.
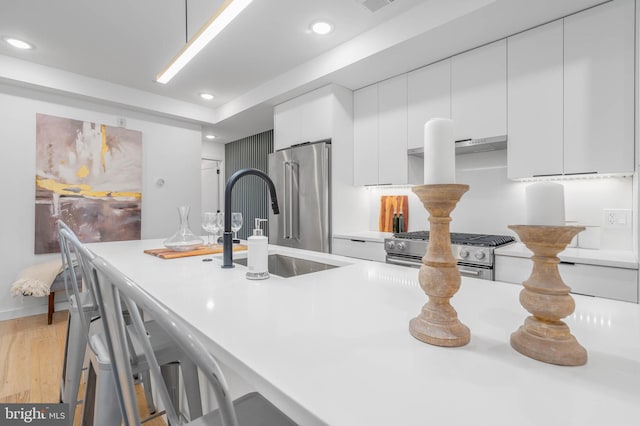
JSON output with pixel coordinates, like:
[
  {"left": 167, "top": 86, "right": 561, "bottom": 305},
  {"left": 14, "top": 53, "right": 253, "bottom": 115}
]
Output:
[
  {"left": 379, "top": 195, "right": 409, "bottom": 232},
  {"left": 144, "top": 244, "right": 247, "bottom": 259}
]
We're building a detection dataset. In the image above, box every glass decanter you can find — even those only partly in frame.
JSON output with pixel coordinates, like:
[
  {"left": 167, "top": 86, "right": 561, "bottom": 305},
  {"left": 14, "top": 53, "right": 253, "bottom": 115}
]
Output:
[{"left": 163, "top": 206, "right": 204, "bottom": 251}]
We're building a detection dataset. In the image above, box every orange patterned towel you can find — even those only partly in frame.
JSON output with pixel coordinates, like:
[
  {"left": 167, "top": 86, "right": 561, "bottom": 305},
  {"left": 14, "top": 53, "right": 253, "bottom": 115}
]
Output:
[{"left": 379, "top": 196, "right": 409, "bottom": 232}]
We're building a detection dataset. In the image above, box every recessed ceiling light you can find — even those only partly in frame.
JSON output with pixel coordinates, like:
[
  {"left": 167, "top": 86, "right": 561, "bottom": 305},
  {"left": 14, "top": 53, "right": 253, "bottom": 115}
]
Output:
[
  {"left": 4, "top": 37, "right": 33, "bottom": 50},
  {"left": 205, "top": 134, "right": 216, "bottom": 140},
  {"left": 310, "top": 21, "right": 333, "bottom": 35},
  {"left": 200, "top": 93, "right": 215, "bottom": 100}
]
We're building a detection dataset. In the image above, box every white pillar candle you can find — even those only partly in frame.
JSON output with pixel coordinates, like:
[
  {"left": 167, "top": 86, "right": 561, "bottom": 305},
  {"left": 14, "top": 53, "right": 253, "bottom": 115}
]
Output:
[
  {"left": 525, "top": 182, "right": 565, "bottom": 226},
  {"left": 423, "top": 118, "right": 455, "bottom": 184}
]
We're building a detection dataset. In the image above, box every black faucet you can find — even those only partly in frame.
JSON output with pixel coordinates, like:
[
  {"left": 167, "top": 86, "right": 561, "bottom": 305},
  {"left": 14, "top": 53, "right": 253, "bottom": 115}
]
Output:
[{"left": 222, "top": 168, "right": 279, "bottom": 268}]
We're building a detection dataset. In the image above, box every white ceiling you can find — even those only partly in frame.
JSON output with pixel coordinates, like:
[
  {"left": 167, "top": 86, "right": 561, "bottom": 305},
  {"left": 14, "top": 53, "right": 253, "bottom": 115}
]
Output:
[{"left": 0, "top": 0, "right": 606, "bottom": 143}]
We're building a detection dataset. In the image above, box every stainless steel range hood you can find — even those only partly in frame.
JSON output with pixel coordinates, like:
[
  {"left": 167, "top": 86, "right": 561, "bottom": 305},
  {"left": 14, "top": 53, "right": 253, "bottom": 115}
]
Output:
[{"left": 408, "top": 135, "right": 508, "bottom": 156}]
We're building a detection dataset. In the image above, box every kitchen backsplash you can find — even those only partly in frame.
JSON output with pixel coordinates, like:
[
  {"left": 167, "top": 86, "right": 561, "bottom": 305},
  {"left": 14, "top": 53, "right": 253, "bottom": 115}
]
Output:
[{"left": 368, "top": 150, "right": 634, "bottom": 251}]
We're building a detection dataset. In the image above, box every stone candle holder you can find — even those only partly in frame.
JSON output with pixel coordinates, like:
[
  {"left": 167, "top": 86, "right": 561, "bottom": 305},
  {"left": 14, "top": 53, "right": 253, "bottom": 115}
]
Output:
[
  {"left": 508, "top": 225, "right": 587, "bottom": 366},
  {"left": 409, "top": 184, "right": 470, "bottom": 347}
]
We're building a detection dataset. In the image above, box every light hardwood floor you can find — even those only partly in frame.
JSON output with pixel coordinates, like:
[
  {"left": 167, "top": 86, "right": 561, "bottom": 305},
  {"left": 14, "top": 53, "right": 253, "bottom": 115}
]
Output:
[{"left": 0, "top": 310, "right": 165, "bottom": 425}]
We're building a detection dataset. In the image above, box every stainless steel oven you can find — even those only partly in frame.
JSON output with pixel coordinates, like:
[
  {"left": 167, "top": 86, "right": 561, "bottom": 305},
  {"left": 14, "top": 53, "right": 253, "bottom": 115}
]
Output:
[{"left": 384, "top": 232, "right": 515, "bottom": 280}]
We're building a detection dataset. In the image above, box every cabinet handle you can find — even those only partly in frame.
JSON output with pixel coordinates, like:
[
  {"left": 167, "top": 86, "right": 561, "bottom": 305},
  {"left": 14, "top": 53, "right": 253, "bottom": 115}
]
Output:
[
  {"left": 559, "top": 261, "right": 576, "bottom": 266},
  {"left": 350, "top": 239, "right": 366, "bottom": 243}
]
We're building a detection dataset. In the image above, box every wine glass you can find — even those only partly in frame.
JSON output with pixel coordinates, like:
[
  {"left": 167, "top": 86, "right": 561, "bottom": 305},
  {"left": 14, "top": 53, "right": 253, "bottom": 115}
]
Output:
[
  {"left": 231, "top": 212, "right": 243, "bottom": 242},
  {"left": 216, "top": 212, "right": 225, "bottom": 244},
  {"left": 201, "top": 212, "right": 217, "bottom": 246}
]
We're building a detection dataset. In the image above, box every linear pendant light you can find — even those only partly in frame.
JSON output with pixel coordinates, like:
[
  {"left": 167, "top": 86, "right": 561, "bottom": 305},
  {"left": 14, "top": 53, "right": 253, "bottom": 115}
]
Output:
[{"left": 156, "top": 0, "right": 253, "bottom": 84}]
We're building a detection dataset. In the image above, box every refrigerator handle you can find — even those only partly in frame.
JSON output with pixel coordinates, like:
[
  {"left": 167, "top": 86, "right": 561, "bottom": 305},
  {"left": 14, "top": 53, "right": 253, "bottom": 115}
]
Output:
[
  {"left": 291, "top": 161, "right": 299, "bottom": 240},
  {"left": 283, "top": 161, "right": 290, "bottom": 239}
]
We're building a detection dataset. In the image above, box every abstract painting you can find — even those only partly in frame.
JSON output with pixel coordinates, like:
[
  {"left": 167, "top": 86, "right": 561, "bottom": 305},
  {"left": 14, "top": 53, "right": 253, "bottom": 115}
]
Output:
[{"left": 35, "top": 113, "right": 142, "bottom": 253}]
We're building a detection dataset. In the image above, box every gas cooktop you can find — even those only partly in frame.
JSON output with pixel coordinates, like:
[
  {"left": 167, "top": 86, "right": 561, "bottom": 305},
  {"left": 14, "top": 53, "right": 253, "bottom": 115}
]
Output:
[{"left": 392, "top": 231, "right": 515, "bottom": 247}]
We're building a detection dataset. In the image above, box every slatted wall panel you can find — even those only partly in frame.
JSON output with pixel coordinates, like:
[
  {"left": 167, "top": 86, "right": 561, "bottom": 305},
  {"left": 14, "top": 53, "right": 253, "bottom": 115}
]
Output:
[{"left": 224, "top": 130, "right": 274, "bottom": 240}]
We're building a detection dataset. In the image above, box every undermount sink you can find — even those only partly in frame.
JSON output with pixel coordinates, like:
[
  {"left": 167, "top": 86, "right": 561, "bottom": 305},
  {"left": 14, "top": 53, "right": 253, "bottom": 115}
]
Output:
[{"left": 233, "top": 253, "right": 340, "bottom": 278}]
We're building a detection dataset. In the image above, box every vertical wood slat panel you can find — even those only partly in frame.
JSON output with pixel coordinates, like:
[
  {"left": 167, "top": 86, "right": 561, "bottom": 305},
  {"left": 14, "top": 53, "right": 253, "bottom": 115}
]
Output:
[{"left": 224, "top": 130, "right": 274, "bottom": 240}]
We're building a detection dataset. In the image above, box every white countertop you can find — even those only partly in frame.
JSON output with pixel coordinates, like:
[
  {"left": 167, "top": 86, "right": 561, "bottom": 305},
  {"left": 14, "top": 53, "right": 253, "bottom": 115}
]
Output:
[
  {"left": 88, "top": 239, "right": 640, "bottom": 426},
  {"left": 495, "top": 242, "right": 638, "bottom": 269},
  {"left": 333, "top": 231, "right": 392, "bottom": 243}
]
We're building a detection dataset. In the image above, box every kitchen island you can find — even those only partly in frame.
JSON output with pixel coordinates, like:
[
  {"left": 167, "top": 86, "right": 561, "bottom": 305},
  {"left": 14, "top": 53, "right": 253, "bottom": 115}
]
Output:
[{"left": 88, "top": 239, "right": 640, "bottom": 426}]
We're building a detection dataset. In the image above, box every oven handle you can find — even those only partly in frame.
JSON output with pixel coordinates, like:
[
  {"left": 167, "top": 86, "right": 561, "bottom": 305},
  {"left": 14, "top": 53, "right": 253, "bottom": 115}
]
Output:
[
  {"left": 387, "top": 258, "right": 488, "bottom": 277},
  {"left": 386, "top": 257, "right": 421, "bottom": 268}
]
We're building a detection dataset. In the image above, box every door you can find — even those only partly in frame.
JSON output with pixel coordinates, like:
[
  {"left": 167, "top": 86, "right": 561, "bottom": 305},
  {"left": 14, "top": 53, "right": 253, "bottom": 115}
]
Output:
[
  {"left": 353, "top": 85, "right": 379, "bottom": 185},
  {"left": 563, "top": 0, "right": 634, "bottom": 175},
  {"left": 378, "top": 74, "right": 408, "bottom": 185},
  {"left": 408, "top": 59, "right": 451, "bottom": 149},
  {"left": 201, "top": 159, "right": 221, "bottom": 212},
  {"left": 507, "top": 20, "right": 563, "bottom": 179},
  {"left": 451, "top": 39, "right": 507, "bottom": 141}
]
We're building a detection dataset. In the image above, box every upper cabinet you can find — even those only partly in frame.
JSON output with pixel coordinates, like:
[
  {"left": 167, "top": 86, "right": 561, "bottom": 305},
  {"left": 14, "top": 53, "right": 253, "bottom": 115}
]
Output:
[
  {"left": 353, "top": 75, "right": 408, "bottom": 186},
  {"left": 274, "top": 86, "right": 333, "bottom": 151},
  {"left": 351, "top": 0, "right": 635, "bottom": 184},
  {"left": 378, "top": 75, "right": 408, "bottom": 185},
  {"left": 407, "top": 59, "right": 451, "bottom": 149},
  {"left": 353, "top": 84, "right": 379, "bottom": 186},
  {"left": 507, "top": 20, "right": 564, "bottom": 178},
  {"left": 563, "top": 0, "right": 634, "bottom": 175},
  {"left": 451, "top": 40, "right": 507, "bottom": 142},
  {"left": 508, "top": 0, "right": 634, "bottom": 179}
]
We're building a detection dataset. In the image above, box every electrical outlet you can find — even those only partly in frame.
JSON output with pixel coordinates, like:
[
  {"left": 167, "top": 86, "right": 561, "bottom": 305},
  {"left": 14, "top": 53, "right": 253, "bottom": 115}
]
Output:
[{"left": 603, "top": 209, "right": 631, "bottom": 229}]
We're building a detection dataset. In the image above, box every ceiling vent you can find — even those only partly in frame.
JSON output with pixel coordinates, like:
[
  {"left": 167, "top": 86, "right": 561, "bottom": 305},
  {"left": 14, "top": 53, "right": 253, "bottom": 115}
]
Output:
[{"left": 356, "top": 0, "right": 396, "bottom": 13}]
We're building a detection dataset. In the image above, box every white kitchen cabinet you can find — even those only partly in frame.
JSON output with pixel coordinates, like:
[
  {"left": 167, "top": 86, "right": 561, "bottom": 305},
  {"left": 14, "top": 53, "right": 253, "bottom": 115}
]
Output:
[
  {"left": 274, "top": 86, "right": 332, "bottom": 151},
  {"left": 378, "top": 74, "right": 408, "bottom": 185},
  {"left": 507, "top": 20, "right": 564, "bottom": 179},
  {"left": 332, "top": 237, "right": 386, "bottom": 262},
  {"left": 451, "top": 39, "right": 506, "bottom": 142},
  {"left": 495, "top": 255, "right": 638, "bottom": 303},
  {"left": 563, "top": 0, "right": 634, "bottom": 175},
  {"left": 353, "top": 76, "right": 409, "bottom": 186},
  {"left": 273, "top": 100, "right": 300, "bottom": 151},
  {"left": 507, "top": 0, "right": 635, "bottom": 179},
  {"left": 353, "top": 84, "right": 379, "bottom": 186},
  {"left": 407, "top": 59, "right": 451, "bottom": 149}
]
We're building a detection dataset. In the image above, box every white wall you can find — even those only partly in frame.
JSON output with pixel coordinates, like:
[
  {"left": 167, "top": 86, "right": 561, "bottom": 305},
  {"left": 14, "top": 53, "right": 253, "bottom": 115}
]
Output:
[
  {"left": 368, "top": 150, "right": 634, "bottom": 251},
  {"left": 202, "top": 140, "right": 225, "bottom": 161},
  {"left": 0, "top": 85, "right": 202, "bottom": 320}
]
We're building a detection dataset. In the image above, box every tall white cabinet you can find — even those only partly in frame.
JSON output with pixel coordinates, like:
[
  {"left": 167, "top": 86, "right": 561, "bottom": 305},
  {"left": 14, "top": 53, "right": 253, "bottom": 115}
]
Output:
[
  {"left": 508, "top": 0, "right": 635, "bottom": 179},
  {"left": 451, "top": 39, "right": 507, "bottom": 142},
  {"left": 353, "top": 75, "right": 408, "bottom": 185}
]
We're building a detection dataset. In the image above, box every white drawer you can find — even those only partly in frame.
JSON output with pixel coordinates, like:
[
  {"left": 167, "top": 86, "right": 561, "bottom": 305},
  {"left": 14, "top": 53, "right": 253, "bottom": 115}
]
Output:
[
  {"left": 495, "top": 255, "right": 638, "bottom": 303},
  {"left": 332, "top": 237, "right": 385, "bottom": 263}
]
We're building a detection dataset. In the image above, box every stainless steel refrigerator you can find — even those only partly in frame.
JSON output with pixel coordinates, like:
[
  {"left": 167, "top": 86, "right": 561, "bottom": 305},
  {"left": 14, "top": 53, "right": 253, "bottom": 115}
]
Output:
[{"left": 268, "top": 140, "right": 331, "bottom": 252}]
